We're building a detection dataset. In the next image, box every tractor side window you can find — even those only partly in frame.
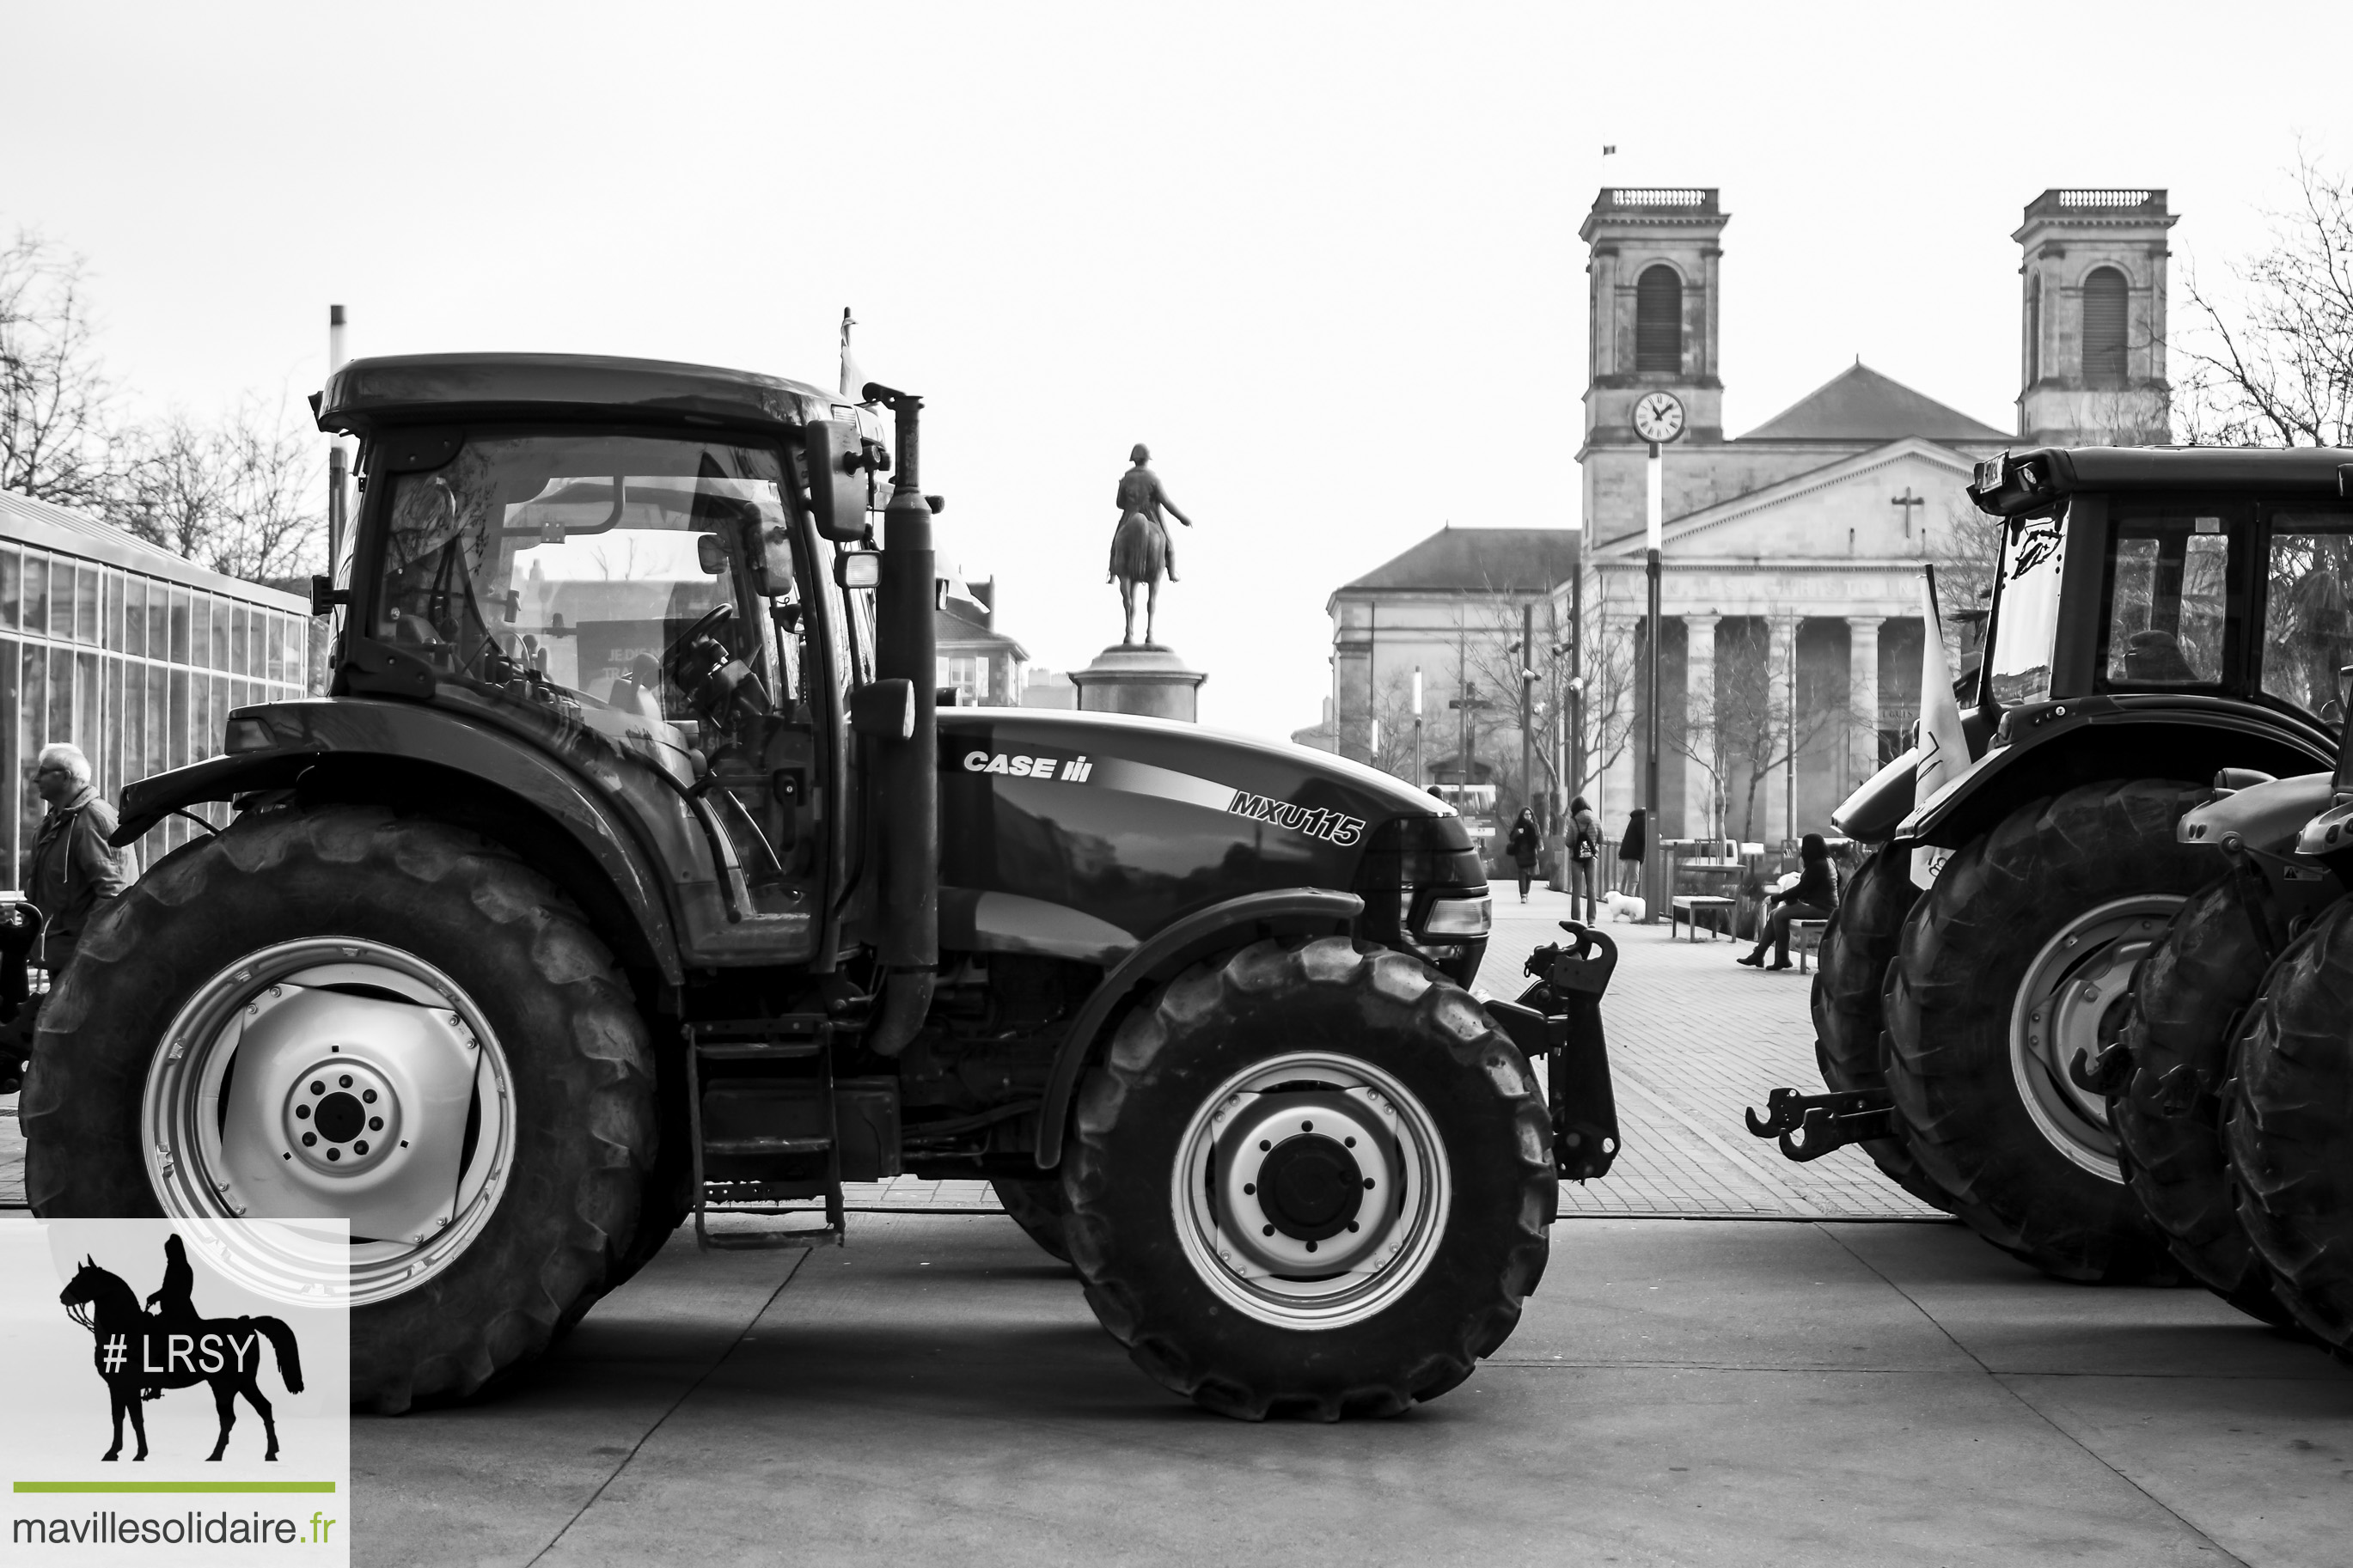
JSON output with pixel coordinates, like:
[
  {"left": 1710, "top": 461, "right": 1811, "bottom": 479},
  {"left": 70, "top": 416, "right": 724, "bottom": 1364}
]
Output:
[
  {"left": 2100, "top": 515, "right": 2232, "bottom": 689},
  {"left": 2261, "top": 513, "right": 2353, "bottom": 725},
  {"left": 1986, "top": 514, "right": 2065, "bottom": 705},
  {"left": 370, "top": 433, "right": 789, "bottom": 750}
]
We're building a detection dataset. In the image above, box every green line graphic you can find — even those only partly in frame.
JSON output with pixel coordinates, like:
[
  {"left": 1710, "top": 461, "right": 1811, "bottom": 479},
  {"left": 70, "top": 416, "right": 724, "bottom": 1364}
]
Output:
[{"left": 13, "top": 1481, "right": 338, "bottom": 1493}]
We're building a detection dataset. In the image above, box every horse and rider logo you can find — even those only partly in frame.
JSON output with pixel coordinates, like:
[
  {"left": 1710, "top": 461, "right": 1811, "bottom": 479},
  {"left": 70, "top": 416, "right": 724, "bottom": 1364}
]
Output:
[{"left": 58, "top": 1235, "right": 305, "bottom": 1463}]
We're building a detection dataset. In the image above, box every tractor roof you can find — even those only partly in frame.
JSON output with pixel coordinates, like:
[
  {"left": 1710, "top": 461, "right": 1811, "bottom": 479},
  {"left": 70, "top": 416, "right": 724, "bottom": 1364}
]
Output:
[
  {"left": 313, "top": 352, "right": 838, "bottom": 438},
  {"left": 1972, "top": 444, "right": 2353, "bottom": 516}
]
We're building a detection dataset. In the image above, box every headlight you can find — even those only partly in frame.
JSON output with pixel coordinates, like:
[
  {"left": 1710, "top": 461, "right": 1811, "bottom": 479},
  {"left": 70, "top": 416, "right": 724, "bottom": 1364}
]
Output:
[
  {"left": 223, "top": 716, "right": 276, "bottom": 754},
  {"left": 1421, "top": 896, "right": 1491, "bottom": 937}
]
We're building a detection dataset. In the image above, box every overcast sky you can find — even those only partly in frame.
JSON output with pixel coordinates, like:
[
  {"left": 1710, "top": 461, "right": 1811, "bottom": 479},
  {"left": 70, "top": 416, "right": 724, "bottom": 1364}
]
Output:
[{"left": 7, "top": 1, "right": 2348, "bottom": 739}]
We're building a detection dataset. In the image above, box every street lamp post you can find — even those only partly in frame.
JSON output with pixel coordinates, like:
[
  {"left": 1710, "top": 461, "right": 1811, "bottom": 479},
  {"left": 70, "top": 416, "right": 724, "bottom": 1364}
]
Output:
[
  {"left": 1412, "top": 666, "right": 1424, "bottom": 789},
  {"left": 1632, "top": 389, "right": 1684, "bottom": 924}
]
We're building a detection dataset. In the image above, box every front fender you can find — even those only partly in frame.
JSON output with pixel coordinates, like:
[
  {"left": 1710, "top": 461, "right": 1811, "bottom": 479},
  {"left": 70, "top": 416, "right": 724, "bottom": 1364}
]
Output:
[
  {"left": 117, "top": 698, "right": 687, "bottom": 984},
  {"left": 1898, "top": 698, "right": 2334, "bottom": 850},
  {"left": 1030, "top": 888, "right": 1363, "bottom": 1169},
  {"left": 2179, "top": 772, "right": 2335, "bottom": 852}
]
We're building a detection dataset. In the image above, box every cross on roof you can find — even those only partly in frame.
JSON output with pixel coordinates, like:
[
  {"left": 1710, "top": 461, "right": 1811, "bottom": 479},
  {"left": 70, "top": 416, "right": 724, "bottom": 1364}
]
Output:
[{"left": 1892, "top": 487, "right": 1926, "bottom": 538}]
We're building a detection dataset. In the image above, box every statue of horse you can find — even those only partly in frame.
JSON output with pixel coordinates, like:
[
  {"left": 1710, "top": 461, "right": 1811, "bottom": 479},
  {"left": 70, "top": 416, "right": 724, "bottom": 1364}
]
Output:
[
  {"left": 1108, "top": 444, "right": 1195, "bottom": 646},
  {"left": 59, "top": 1254, "right": 304, "bottom": 1462}
]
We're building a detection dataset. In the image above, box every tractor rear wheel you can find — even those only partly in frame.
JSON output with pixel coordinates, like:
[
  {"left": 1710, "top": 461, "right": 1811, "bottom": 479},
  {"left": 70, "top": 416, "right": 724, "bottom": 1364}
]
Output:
[
  {"left": 993, "top": 1176, "right": 1073, "bottom": 1263},
  {"left": 1809, "top": 849, "right": 1950, "bottom": 1211},
  {"left": 2225, "top": 903, "right": 2353, "bottom": 1356},
  {"left": 20, "top": 805, "right": 657, "bottom": 1412},
  {"left": 1885, "top": 779, "right": 2207, "bottom": 1282},
  {"left": 1064, "top": 937, "right": 1552, "bottom": 1419},
  {"left": 2110, "top": 869, "right": 2301, "bottom": 1327}
]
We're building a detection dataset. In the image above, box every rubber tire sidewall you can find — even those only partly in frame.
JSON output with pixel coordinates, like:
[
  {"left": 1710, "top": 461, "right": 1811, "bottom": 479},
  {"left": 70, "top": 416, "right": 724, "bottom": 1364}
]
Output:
[
  {"left": 1065, "top": 937, "right": 1553, "bottom": 1420},
  {"left": 2112, "top": 869, "right": 2300, "bottom": 1326},
  {"left": 2226, "top": 901, "right": 2353, "bottom": 1353},
  {"left": 1885, "top": 779, "right": 2205, "bottom": 1283},
  {"left": 1809, "top": 848, "right": 1951, "bottom": 1210},
  {"left": 21, "top": 805, "right": 656, "bottom": 1412},
  {"left": 991, "top": 1177, "right": 1074, "bottom": 1264}
]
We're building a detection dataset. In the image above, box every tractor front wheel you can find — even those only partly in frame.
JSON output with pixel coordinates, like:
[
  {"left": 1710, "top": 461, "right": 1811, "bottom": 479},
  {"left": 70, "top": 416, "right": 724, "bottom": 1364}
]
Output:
[
  {"left": 1064, "top": 937, "right": 1553, "bottom": 1420},
  {"left": 1809, "top": 848, "right": 1949, "bottom": 1211}
]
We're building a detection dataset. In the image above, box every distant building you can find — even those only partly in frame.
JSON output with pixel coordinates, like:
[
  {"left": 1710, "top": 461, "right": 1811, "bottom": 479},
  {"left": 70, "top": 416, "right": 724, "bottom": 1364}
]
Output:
[
  {"left": 1571, "top": 186, "right": 2176, "bottom": 845},
  {"left": 1020, "top": 668, "right": 1079, "bottom": 711},
  {"left": 1323, "top": 525, "right": 1580, "bottom": 807},
  {"left": 936, "top": 577, "right": 1028, "bottom": 706},
  {"left": 1, "top": 489, "right": 315, "bottom": 880}
]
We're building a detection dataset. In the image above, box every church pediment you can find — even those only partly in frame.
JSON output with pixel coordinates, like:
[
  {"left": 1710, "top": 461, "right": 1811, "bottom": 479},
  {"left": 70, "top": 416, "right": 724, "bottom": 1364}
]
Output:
[{"left": 1590, "top": 437, "right": 1988, "bottom": 563}]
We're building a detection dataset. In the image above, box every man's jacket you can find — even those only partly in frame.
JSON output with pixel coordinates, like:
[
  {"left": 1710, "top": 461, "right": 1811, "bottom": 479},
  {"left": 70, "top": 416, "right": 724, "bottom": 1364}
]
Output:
[{"left": 28, "top": 786, "right": 135, "bottom": 970}]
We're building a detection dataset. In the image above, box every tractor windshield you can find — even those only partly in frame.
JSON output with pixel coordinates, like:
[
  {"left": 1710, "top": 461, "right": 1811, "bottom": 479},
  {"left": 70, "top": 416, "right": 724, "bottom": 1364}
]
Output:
[
  {"left": 370, "top": 432, "right": 792, "bottom": 740},
  {"left": 1985, "top": 513, "right": 2064, "bottom": 705}
]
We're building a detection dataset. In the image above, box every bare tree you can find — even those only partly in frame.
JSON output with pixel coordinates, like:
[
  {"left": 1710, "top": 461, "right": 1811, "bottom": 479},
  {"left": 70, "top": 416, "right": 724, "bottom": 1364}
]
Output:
[
  {"left": 1674, "top": 619, "right": 1848, "bottom": 843},
  {"left": 108, "top": 398, "right": 325, "bottom": 582},
  {"left": 1574, "top": 571, "right": 1641, "bottom": 801},
  {"left": 2176, "top": 150, "right": 2353, "bottom": 448},
  {"left": 0, "top": 230, "right": 119, "bottom": 510}
]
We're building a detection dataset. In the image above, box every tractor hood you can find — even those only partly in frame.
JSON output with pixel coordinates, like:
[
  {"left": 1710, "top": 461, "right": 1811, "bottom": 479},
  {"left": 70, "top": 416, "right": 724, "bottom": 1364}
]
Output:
[{"left": 934, "top": 707, "right": 1479, "bottom": 967}]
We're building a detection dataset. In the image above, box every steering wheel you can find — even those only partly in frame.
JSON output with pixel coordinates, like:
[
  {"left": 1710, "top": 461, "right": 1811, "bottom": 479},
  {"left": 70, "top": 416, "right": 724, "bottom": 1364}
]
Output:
[{"left": 662, "top": 603, "right": 736, "bottom": 680}]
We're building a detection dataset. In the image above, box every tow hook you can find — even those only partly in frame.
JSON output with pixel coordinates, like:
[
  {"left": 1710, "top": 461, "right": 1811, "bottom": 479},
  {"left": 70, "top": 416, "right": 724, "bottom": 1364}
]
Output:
[{"left": 1745, "top": 1086, "right": 1899, "bottom": 1161}]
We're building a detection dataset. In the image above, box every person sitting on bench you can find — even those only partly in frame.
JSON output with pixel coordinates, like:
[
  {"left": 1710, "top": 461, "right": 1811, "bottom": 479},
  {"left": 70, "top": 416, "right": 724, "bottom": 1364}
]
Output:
[{"left": 1739, "top": 833, "right": 1839, "bottom": 970}]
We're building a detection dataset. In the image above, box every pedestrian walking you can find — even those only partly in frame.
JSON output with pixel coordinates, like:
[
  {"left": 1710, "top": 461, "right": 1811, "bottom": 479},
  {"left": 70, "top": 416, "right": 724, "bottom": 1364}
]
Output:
[
  {"left": 1506, "top": 808, "right": 1542, "bottom": 904},
  {"left": 22, "top": 740, "right": 136, "bottom": 988},
  {"left": 1567, "top": 795, "right": 1601, "bottom": 924},
  {"left": 1616, "top": 807, "right": 1647, "bottom": 895},
  {"left": 1739, "top": 831, "right": 1839, "bottom": 970}
]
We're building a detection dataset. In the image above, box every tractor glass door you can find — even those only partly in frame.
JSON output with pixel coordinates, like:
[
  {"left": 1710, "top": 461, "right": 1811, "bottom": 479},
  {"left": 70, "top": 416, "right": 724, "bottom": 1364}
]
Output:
[
  {"left": 2097, "top": 507, "right": 2245, "bottom": 692},
  {"left": 2259, "top": 511, "right": 2353, "bottom": 727},
  {"left": 1986, "top": 513, "right": 2065, "bottom": 705}
]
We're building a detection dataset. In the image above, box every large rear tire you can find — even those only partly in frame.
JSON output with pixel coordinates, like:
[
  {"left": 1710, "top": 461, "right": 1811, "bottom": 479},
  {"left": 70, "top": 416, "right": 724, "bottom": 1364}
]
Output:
[
  {"left": 2111, "top": 869, "right": 2301, "bottom": 1327},
  {"left": 21, "top": 805, "right": 657, "bottom": 1412},
  {"left": 1885, "top": 779, "right": 2206, "bottom": 1283},
  {"left": 1065, "top": 937, "right": 1553, "bottom": 1419},
  {"left": 1809, "top": 849, "right": 1951, "bottom": 1211},
  {"left": 2225, "top": 903, "right": 2353, "bottom": 1356}
]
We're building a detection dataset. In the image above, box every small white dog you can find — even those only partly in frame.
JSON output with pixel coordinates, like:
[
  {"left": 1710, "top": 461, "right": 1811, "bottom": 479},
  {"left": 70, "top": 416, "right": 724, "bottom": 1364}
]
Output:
[{"left": 1602, "top": 890, "right": 1647, "bottom": 923}]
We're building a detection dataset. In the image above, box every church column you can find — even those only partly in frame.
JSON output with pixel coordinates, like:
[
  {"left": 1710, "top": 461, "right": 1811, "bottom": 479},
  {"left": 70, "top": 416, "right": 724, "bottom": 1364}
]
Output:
[
  {"left": 1682, "top": 613, "right": 1719, "bottom": 841},
  {"left": 1846, "top": 616, "right": 1883, "bottom": 795},
  {"left": 1767, "top": 614, "right": 1797, "bottom": 845},
  {"left": 1598, "top": 595, "right": 1637, "bottom": 843}
]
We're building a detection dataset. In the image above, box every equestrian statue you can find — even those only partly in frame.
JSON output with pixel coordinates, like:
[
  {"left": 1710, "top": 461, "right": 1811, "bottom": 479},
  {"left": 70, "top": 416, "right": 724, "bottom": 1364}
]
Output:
[{"left": 1107, "top": 443, "right": 1195, "bottom": 646}]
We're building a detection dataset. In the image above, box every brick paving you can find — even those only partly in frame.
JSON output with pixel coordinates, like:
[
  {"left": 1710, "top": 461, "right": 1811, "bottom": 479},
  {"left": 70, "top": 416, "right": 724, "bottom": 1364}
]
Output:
[{"left": 0, "top": 888, "right": 1938, "bottom": 1220}]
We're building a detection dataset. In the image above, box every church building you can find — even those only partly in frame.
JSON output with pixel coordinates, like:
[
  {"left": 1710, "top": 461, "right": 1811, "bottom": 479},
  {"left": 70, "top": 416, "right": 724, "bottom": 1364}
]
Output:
[{"left": 1571, "top": 186, "right": 2176, "bottom": 845}]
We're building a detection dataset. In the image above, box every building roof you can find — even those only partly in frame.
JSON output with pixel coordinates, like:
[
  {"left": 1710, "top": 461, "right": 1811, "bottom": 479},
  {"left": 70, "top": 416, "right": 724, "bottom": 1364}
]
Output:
[
  {"left": 0, "top": 489, "right": 309, "bottom": 610},
  {"left": 1739, "top": 362, "right": 2010, "bottom": 444},
  {"left": 1336, "top": 526, "right": 1580, "bottom": 596},
  {"left": 936, "top": 601, "right": 1028, "bottom": 660}
]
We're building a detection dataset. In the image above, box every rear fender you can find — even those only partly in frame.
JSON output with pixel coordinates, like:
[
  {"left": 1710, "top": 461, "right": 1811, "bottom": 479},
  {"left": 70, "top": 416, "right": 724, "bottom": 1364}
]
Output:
[
  {"left": 1898, "top": 699, "right": 2333, "bottom": 850},
  {"left": 116, "top": 699, "right": 686, "bottom": 984},
  {"left": 1030, "top": 888, "right": 1363, "bottom": 1169}
]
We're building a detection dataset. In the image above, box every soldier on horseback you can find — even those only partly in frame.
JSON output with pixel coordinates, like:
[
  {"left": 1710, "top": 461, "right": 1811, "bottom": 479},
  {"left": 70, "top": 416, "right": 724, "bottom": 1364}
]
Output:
[{"left": 1107, "top": 444, "right": 1196, "bottom": 646}]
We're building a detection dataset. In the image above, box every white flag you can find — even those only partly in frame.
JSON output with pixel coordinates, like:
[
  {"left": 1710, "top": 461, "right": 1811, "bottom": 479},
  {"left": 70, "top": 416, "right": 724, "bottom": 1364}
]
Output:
[
  {"left": 1911, "top": 567, "right": 1970, "bottom": 888},
  {"left": 839, "top": 308, "right": 865, "bottom": 400}
]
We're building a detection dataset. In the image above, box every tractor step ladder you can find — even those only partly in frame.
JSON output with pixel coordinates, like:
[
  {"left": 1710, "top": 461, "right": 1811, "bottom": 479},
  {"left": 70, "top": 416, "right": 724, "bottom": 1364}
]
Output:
[{"left": 686, "top": 1016, "right": 846, "bottom": 1250}]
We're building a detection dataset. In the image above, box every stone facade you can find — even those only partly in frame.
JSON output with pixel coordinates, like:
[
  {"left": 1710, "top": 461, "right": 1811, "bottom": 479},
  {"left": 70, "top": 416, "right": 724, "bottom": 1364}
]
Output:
[{"left": 1568, "top": 188, "right": 2175, "bottom": 847}]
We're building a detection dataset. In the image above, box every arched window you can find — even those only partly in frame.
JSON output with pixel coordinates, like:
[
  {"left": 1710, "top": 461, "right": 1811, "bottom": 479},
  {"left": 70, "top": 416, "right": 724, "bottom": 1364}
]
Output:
[
  {"left": 1635, "top": 265, "right": 1682, "bottom": 374},
  {"left": 2081, "top": 266, "right": 2128, "bottom": 384}
]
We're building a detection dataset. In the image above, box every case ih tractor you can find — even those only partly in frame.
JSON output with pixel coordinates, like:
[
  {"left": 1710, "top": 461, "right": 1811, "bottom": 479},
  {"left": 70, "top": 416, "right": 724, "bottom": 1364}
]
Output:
[
  {"left": 1751, "top": 447, "right": 2350, "bottom": 1284},
  {"left": 21, "top": 353, "right": 1620, "bottom": 1419}
]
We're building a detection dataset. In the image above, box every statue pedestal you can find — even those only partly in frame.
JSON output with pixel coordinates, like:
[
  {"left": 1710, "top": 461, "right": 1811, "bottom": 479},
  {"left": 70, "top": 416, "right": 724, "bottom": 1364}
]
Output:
[{"left": 1072, "top": 643, "right": 1206, "bottom": 723}]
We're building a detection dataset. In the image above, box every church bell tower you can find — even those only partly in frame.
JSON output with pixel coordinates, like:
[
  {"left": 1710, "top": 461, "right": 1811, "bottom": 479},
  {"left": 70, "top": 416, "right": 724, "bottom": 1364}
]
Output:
[
  {"left": 1580, "top": 187, "right": 1729, "bottom": 452},
  {"left": 2014, "top": 189, "right": 2176, "bottom": 447}
]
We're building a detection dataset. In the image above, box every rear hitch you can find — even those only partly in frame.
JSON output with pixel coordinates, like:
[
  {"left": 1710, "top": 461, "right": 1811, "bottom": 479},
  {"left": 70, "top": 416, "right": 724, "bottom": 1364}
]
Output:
[
  {"left": 1745, "top": 1086, "right": 1898, "bottom": 1162},
  {"left": 1484, "top": 921, "right": 1621, "bottom": 1181}
]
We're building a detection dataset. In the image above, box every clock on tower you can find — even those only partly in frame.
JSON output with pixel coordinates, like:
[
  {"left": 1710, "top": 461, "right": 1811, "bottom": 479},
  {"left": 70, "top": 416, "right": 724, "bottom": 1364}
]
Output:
[{"left": 1633, "top": 392, "right": 1685, "bottom": 445}]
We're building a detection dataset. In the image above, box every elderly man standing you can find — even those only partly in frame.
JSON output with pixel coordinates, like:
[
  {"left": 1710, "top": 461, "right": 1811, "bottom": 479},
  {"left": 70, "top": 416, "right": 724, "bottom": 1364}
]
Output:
[{"left": 26, "top": 742, "right": 135, "bottom": 982}]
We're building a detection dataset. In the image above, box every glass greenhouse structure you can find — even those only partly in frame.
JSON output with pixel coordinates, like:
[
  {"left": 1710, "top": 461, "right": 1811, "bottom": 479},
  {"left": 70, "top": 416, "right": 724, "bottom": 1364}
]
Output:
[{"left": 1, "top": 490, "right": 316, "bottom": 882}]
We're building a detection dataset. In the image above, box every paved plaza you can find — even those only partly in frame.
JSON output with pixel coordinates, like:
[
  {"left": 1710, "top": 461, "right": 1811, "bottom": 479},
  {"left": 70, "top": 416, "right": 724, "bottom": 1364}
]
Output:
[{"left": 6, "top": 893, "right": 2349, "bottom": 1565}]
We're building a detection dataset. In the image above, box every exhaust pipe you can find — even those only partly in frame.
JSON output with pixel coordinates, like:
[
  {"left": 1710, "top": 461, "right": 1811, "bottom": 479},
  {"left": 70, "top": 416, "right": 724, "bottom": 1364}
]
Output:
[{"left": 860, "top": 384, "right": 937, "bottom": 1055}]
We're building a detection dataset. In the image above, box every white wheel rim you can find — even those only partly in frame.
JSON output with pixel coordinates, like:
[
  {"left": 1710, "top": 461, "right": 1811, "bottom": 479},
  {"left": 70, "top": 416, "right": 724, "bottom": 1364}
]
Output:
[
  {"left": 1170, "top": 1051, "right": 1452, "bottom": 1331},
  {"left": 142, "top": 937, "right": 517, "bottom": 1308},
  {"left": 2010, "top": 895, "right": 2182, "bottom": 1181}
]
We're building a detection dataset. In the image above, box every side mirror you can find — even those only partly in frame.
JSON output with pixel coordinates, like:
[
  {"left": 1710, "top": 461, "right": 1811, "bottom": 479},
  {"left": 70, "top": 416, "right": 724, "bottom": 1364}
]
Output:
[
  {"left": 848, "top": 678, "right": 915, "bottom": 740},
  {"left": 694, "top": 534, "right": 727, "bottom": 575},
  {"left": 834, "top": 551, "right": 881, "bottom": 590},
  {"left": 755, "top": 524, "right": 797, "bottom": 598},
  {"left": 805, "top": 420, "right": 869, "bottom": 542}
]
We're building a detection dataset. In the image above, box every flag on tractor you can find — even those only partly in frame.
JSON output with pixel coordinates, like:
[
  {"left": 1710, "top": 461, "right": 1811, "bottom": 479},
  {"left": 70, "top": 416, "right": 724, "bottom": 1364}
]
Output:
[{"left": 1912, "top": 567, "right": 1970, "bottom": 889}]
